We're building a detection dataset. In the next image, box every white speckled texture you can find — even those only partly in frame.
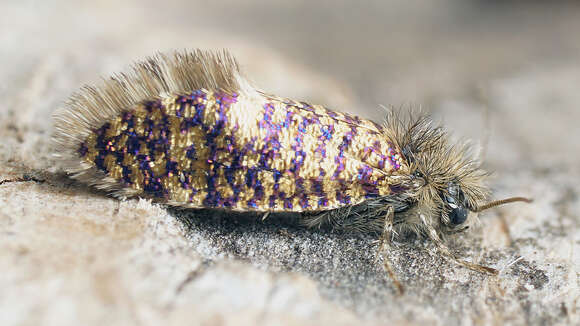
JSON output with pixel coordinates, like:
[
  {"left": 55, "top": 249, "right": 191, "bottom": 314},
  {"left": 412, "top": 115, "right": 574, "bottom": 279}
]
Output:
[{"left": 1, "top": 1, "right": 579, "bottom": 325}]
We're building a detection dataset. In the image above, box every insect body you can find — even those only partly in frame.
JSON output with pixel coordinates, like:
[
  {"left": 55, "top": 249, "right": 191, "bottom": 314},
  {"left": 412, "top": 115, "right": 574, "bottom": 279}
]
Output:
[{"left": 53, "top": 50, "right": 530, "bottom": 281}]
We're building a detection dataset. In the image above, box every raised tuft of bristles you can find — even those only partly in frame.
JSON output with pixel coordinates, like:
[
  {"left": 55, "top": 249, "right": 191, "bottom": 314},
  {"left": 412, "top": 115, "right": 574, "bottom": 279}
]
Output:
[{"left": 52, "top": 50, "right": 251, "bottom": 191}]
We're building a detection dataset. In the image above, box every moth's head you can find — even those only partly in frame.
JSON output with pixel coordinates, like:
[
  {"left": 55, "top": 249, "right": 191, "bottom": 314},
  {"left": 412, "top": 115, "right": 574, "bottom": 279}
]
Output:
[
  {"left": 422, "top": 170, "right": 532, "bottom": 235},
  {"left": 385, "top": 111, "right": 531, "bottom": 236},
  {"left": 389, "top": 119, "right": 487, "bottom": 235},
  {"left": 409, "top": 162, "right": 489, "bottom": 235}
]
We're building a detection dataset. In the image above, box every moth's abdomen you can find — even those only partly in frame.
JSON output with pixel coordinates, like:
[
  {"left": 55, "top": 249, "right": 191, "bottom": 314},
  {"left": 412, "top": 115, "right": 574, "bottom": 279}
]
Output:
[{"left": 78, "top": 89, "right": 407, "bottom": 211}]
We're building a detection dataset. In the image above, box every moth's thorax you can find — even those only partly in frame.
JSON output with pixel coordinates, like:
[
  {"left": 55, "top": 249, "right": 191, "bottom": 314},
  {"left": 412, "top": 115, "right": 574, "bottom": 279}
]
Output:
[{"left": 79, "top": 89, "right": 408, "bottom": 211}]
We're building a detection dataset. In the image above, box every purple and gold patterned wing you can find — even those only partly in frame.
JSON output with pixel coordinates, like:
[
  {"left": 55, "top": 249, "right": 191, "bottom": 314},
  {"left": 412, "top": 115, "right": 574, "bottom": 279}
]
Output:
[
  {"left": 54, "top": 50, "right": 408, "bottom": 212},
  {"left": 77, "top": 89, "right": 407, "bottom": 212}
]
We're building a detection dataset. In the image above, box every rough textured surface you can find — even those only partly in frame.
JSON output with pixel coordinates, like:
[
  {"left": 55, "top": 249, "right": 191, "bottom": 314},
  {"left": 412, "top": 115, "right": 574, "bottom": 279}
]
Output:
[{"left": 1, "top": 1, "right": 579, "bottom": 325}]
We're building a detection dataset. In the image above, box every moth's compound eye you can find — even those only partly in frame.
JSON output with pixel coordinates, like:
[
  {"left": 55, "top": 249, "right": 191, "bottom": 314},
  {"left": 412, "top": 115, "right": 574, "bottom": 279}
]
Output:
[{"left": 449, "top": 207, "right": 469, "bottom": 225}]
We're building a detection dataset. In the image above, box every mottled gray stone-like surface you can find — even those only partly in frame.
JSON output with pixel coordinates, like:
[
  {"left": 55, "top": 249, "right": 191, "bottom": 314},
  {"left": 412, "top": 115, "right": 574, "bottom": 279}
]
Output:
[{"left": 1, "top": 1, "right": 579, "bottom": 325}]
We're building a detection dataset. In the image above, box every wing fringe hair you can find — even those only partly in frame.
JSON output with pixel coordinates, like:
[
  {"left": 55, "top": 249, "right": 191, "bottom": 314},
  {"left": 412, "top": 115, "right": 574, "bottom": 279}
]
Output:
[{"left": 52, "top": 50, "right": 249, "bottom": 193}]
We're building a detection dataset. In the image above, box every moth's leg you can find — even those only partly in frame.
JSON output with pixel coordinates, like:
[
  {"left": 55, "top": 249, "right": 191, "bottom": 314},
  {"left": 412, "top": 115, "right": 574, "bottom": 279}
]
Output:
[
  {"left": 375, "top": 206, "right": 404, "bottom": 294},
  {"left": 376, "top": 206, "right": 395, "bottom": 256},
  {"left": 300, "top": 206, "right": 351, "bottom": 231},
  {"left": 301, "top": 209, "right": 330, "bottom": 229},
  {"left": 420, "top": 215, "right": 498, "bottom": 275}
]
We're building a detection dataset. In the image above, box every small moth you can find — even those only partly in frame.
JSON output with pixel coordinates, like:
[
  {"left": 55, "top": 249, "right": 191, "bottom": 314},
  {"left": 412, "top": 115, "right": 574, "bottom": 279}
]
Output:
[{"left": 52, "top": 50, "right": 530, "bottom": 288}]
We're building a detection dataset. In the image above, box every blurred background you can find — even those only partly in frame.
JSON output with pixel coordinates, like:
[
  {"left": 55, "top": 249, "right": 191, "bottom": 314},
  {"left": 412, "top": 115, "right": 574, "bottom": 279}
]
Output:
[{"left": 1, "top": 1, "right": 579, "bottom": 325}]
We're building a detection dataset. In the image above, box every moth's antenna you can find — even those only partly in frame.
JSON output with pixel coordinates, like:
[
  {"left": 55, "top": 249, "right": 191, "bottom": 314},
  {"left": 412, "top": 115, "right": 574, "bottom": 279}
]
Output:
[{"left": 476, "top": 197, "right": 533, "bottom": 212}]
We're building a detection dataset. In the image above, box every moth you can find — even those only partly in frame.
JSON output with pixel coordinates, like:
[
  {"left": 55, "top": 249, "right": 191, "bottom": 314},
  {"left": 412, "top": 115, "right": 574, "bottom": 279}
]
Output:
[{"left": 52, "top": 50, "right": 530, "bottom": 290}]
